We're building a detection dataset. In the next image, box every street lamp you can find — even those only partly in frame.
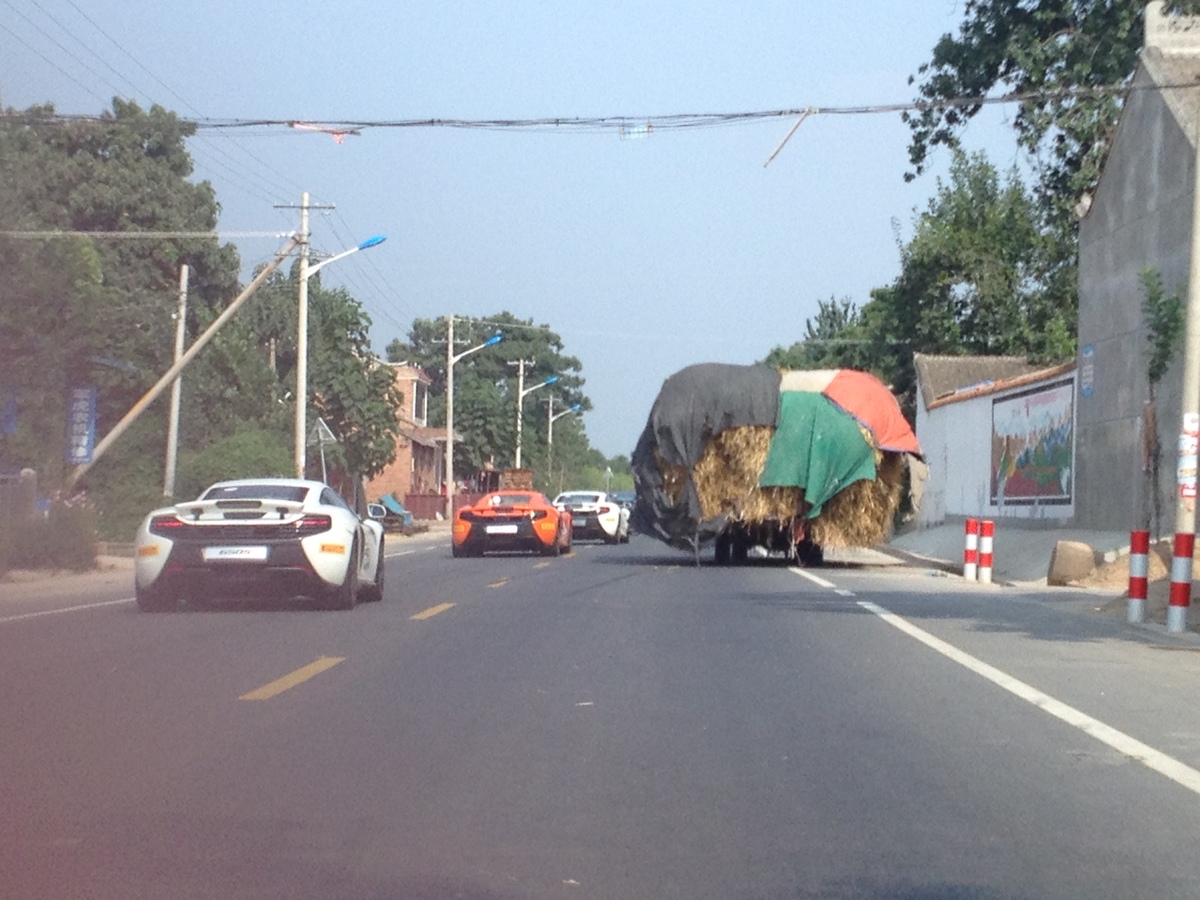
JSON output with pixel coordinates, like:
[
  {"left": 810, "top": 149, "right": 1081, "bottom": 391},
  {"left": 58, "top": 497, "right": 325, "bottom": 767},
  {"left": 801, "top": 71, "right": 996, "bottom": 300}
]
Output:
[
  {"left": 547, "top": 398, "right": 582, "bottom": 447},
  {"left": 445, "top": 317, "right": 502, "bottom": 519},
  {"left": 515, "top": 371, "right": 558, "bottom": 468},
  {"left": 545, "top": 398, "right": 582, "bottom": 488},
  {"left": 295, "top": 226, "right": 386, "bottom": 478}
]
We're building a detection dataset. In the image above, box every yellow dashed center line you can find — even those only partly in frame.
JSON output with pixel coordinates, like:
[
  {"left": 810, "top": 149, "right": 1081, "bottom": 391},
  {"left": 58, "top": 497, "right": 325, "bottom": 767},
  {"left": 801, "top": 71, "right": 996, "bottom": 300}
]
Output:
[
  {"left": 488, "top": 578, "right": 509, "bottom": 588},
  {"left": 534, "top": 562, "right": 551, "bottom": 570},
  {"left": 240, "top": 656, "right": 345, "bottom": 701},
  {"left": 410, "top": 602, "right": 455, "bottom": 621}
]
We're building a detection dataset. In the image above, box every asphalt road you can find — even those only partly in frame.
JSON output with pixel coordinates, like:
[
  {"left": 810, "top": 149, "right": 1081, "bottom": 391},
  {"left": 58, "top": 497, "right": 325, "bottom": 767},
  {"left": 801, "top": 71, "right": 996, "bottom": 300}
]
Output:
[{"left": 4, "top": 535, "right": 1200, "bottom": 899}]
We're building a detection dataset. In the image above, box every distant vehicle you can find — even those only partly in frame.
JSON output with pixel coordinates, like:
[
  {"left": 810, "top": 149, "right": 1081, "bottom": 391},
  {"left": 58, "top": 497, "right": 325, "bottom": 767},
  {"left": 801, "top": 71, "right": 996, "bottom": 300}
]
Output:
[
  {"left": 453, "top": 489, "right": 572, "bottom": 557},
  {"left": 552, "top": 490, "right": 630, "bottom": 543},
  {"left": 610, "top": 490, "right": 636, "bottom": 511},
  {"left": 133, "top": 478, "right": 385, "bottom": 612}
]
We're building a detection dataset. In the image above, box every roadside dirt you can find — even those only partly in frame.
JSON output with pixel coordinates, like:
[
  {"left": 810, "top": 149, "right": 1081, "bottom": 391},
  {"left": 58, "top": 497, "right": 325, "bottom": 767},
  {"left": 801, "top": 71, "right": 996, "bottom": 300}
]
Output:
[
  {"left": 1074, "top": 543, "right": 1171, "bottom": 591},
  {"left": 1080, "top": 542, "right": 1200, "bottom": 627}
]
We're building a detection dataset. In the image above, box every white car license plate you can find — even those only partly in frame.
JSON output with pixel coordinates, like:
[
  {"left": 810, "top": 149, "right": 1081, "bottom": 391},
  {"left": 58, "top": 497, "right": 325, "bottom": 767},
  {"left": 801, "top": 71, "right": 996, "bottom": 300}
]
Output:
[
  {"left": 486, "top": 524, "right": 519, "bottom": 535},
  {"left": 203, "top": 546, "right": 269, "bottom": 561}
]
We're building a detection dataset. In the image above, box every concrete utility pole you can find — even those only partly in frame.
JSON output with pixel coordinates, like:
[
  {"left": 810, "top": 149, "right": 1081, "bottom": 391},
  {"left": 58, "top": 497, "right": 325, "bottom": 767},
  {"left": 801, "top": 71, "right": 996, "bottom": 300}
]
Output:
[
  {"left": 509, "top": 359, "right": 558, "bottom": 469},
  {"left": 67, "top": 235, "right": 301, "bottom": 489},
  {"left": 1167, "top": 106, "right": 1200, "bottom": 633},
  {"left": 295, "top": 193, "right": 311, "bottom": 478},
  {"left": 275, "top": 193, "right": 338, "bottom": 479},
  {"left": 443, "top": 319, "right": 504, "bottom": 517},
  {"left": 163, "top": 263, "right": 188, "bottom": 497},
  {"left": 512, "top": 358, "right": 528, "bottom": 469},
  {"left": 445, "top": 315, "right": 456, "bottom": 520}
]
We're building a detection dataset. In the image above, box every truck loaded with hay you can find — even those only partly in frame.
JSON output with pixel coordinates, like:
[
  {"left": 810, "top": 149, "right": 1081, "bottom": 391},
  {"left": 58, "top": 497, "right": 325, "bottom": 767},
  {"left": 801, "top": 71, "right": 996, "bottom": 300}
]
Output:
[{"left": 630, "top": 363, "right": 926, "bottom": 564}]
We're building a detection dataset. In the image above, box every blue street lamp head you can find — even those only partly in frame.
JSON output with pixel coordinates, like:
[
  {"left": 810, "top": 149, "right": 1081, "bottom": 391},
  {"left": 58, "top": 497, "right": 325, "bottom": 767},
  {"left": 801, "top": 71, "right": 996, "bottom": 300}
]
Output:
[
  {"left": 483, "top": 335, "right": 503, "bottom": 347},
  {"left": 570, "top": 403, "right": 582, "bottom": 412},
  {"left": 357, "top": 234, "right": 387, "bottom": 250},
  {"left": 544, "top": 375, "right": 560, "bottom": 386}
]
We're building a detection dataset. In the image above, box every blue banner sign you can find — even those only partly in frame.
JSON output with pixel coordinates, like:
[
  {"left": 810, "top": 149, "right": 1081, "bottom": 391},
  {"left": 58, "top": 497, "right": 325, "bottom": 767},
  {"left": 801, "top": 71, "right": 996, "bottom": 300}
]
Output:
[{"left": 65, "top": 387, "right": 97, "bottom": 465}]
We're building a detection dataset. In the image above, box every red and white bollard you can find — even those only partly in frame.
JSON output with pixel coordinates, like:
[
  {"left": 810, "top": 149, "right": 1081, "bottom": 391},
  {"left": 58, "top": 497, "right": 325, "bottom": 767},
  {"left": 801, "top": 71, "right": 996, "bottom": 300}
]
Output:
[
  {"left": 1127, "top": 530, "right": 1150, "bottom": 624},
  {"left": 963, "top": 518, "right": 979, "bottom": 581},
  {"left": 1167, "top": 531, "right": 1194, "bottom": 634},
  {"left": 978, "top": 520, "right": 995, "bottom": 584}
]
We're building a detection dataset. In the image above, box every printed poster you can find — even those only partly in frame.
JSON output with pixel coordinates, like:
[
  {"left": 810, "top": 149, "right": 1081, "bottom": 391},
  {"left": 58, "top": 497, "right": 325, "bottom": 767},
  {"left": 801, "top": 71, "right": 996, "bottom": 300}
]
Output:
[{"left": 991, "top": 379, "right": 1074, "bottom": 505}]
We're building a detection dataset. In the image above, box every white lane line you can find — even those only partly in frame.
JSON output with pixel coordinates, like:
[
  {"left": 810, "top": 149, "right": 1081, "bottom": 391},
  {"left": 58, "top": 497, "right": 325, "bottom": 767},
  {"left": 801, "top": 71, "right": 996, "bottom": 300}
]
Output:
[
  {"left": 858, "top": 599, "right": 1200, "bottom": 796},
  {"left": 789, "top": 566, "right": 837, "bottom": 589},
  {"left": 0, "top": 597, "right": 134, "bottom": 625},
  {"left": 386, "top": 545, "right": 441, "bottom": 558}
]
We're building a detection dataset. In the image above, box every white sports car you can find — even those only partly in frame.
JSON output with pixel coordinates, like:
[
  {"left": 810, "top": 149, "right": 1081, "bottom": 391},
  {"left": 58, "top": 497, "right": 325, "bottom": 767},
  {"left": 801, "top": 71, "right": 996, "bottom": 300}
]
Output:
[
  {"left": 134, "top": 478, "right": 385, "bottom": 612},
  {"left": 552, "top": 490, "right": 630, "bottom": 543}
]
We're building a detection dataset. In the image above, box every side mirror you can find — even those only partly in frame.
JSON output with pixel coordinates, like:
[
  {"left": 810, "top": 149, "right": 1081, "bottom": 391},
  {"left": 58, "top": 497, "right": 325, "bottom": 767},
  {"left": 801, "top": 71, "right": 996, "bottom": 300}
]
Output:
[{"left": 366, "top": 503, "right": 387, "bottom": 520}]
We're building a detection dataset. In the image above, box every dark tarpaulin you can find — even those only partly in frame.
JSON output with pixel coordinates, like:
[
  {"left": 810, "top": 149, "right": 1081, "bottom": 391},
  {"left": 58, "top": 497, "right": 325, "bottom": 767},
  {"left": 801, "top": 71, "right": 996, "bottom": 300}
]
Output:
[{"left": 630, "top": 363, "right": 781, "bottom": 551}]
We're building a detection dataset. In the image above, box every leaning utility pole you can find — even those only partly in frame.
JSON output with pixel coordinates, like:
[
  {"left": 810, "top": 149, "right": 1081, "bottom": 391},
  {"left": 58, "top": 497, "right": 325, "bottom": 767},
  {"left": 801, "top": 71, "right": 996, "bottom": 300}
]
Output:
[{"left": 67, "top": 235, "right": 301, "bottom": 489}]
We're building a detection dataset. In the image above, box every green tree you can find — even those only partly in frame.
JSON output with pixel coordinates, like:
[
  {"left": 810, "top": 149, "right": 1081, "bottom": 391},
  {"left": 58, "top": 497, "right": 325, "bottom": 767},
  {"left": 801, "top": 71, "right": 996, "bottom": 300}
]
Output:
[
  {"left": 905, "top": 1, "right": 1200, "bottom": 231},
  {"left": 308, "top": 284, "right": 403, "bottom": 479},
  {"left": 856, "top": 150, "right": 1076, "bottom": 414},
  {"left": 762, "top": 296, "right": 874, "bottom": 371},
  {"left": 245, "top": 263, "right": 403, "bottom": 480},
  {"left": 1139, "top": 267, "right": 1184, "bottom": 537},
  {"left": 386, "top": 312, "right": 590, "bottom": 479},
  {"left": 0, "top": 100, "right": 241, "bottom": 500}
]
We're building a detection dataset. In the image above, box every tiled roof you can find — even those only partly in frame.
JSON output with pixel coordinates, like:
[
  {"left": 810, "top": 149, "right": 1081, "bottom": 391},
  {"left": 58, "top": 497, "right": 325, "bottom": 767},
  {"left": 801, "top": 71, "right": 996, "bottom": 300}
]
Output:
[{"left": 913, "top": 353, "right": 1074, "bottom": 410}]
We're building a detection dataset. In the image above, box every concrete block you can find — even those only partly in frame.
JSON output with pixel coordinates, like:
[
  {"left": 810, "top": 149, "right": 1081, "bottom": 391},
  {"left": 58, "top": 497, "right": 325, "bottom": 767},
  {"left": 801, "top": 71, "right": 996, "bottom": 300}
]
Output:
[{"left": 1047, "top": 540, "right": 1097, "bottom": 586}]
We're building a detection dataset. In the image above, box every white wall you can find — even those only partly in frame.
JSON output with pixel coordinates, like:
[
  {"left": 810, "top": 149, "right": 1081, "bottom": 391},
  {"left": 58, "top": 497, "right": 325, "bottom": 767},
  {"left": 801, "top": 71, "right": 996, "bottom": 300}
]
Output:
[{"left": 917, "top": 374, "right": 1077, "bottom": 526}]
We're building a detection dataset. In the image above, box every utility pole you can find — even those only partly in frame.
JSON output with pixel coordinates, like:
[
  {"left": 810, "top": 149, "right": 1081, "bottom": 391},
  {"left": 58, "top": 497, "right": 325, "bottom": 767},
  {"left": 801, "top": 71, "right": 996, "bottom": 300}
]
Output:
[
  {"left": 445, "top": 315, "right": 456, "bottom": 520},
  {"left": 295, "top": 192, "right": 311, "bottom": 478},
  {"left": 510, "top": 358, "right": 529, "bottom": 468},
  {"left": 275, "top": 193, "right": 336, "bottom": 479},
  {"left": 163, "top": 264, "right": 188, "bottom": 497},
  {"left": 508, "top": 360, "right": 559, "bottom": 469},
  {"left": 443, "top": 319, "right": 504, "bottom": 518},
  {"left": 1167, "top": 107, "right": 1200, "bottom": 632}
]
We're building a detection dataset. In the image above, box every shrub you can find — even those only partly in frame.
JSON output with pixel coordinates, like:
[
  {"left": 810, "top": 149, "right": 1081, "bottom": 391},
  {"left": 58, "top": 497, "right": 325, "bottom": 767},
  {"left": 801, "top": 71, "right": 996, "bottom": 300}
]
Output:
[
  {"left": 0, "top": 494, "right": 97, "bottom": 573},
  {"left": 175, "top": 429, "right": 292, "bottom": 500}
]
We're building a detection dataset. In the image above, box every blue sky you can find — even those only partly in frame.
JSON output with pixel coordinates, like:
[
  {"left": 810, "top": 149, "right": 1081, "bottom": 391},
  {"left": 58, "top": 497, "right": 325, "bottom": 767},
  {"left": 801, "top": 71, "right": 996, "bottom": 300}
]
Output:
[{"left": 2, "top": 1, "right": 1022, "bottom": 459}]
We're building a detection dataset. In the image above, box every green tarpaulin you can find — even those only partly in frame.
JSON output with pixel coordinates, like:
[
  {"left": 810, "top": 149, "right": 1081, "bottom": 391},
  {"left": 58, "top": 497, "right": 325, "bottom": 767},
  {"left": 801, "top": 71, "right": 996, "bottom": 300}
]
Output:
[{"left": 759, "top": 392, "right": 877, "bottom": 517}]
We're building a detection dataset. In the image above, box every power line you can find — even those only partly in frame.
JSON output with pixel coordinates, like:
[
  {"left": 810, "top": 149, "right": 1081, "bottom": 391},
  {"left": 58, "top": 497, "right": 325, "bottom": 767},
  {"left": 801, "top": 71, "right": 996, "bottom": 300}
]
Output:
[
  {"left": 192, "top": 79, "right": 1178, "bottom": 132},
  {"left": 20, "top": 74, "right": 1184, "bottom": 139},
  {"left": 42, "top": 0, "right": 306, "bottom": 204},
  {"left": 0, "top": 230, "right": 293, "bottom": 239},
  {"left": 0, "top": 20, "right": 106, "bottom": 105}
]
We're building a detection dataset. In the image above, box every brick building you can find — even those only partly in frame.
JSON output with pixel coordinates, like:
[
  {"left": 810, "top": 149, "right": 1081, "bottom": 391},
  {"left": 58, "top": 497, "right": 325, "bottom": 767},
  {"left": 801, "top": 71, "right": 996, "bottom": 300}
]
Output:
[{"left": 364, "top": 363, "right": 444, "bottom": 506}]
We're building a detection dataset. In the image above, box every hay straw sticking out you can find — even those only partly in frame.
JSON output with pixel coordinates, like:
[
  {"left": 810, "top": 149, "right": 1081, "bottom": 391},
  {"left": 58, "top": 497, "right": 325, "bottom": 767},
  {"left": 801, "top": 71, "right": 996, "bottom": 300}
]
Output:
[
  {"left": 691, "top": 426, "right": 804, "bottom": 521},
  {"left": 808, "top": 451, "right": 906, "bottom": 548}
]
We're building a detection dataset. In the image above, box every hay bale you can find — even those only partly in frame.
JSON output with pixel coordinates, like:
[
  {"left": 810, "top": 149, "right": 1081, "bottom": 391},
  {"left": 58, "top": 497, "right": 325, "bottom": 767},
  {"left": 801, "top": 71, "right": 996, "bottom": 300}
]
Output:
[
  {"left": 807, "top": 451, "right": 905, "bottom": 548},
  {"left": 651, "top": 428, "right": 907, "bottom": 549},
  {"left": 691, "top": 426, "right": 773, "bottom": 518}
]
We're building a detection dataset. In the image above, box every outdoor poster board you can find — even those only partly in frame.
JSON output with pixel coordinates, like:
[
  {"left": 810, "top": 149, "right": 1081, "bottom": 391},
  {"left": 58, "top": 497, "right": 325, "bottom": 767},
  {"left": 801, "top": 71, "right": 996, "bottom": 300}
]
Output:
[{"left": 990, "top": 378, "right": 1075, "bottom": 506}]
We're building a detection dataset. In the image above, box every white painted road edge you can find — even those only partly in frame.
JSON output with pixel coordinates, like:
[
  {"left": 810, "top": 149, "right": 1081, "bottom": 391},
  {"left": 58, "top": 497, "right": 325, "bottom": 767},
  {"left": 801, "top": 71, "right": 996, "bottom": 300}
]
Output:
[
  {"left": 0, "top": 597, "right": 134, "bottom": 625},
  {"left": 858, "top": 598, "right": 1200, "bottom": 797},
  {"left": 790, "top": 565, "right": 1200, "bottom": 796}
]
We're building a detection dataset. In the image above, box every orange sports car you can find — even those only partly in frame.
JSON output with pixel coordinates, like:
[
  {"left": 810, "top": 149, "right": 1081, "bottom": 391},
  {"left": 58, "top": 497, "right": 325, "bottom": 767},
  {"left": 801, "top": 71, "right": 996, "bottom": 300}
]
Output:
[{"left": 452, "top": 490, "right": 572, "bottom": 557}]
